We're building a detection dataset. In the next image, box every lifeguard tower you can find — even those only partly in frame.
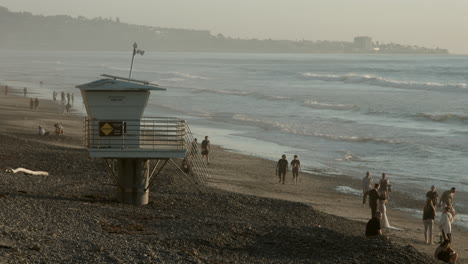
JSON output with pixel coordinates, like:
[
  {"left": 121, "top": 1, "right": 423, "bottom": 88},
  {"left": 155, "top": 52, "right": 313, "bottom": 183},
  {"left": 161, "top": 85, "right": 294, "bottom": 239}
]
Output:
[{"left": 76, "top": 74, "right": 209, "bottom": 205}]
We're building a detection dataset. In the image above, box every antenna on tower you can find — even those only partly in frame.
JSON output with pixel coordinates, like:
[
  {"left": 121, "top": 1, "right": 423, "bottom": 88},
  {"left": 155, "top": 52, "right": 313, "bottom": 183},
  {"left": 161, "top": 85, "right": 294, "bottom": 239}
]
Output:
[{"left": 129, "top": 42, "right": 145, "bottom": 79}]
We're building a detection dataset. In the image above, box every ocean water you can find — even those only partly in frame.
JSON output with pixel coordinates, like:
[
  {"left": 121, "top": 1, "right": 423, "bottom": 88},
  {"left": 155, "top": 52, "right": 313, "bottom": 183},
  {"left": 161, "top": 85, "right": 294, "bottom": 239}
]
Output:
[{"left": 1, "top": 50, "right": 467, "bottom": 208}]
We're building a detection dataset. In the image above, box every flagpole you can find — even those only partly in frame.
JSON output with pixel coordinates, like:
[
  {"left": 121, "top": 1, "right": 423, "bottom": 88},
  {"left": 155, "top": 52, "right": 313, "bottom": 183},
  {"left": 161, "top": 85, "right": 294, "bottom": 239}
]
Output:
[{"left": 129, "top": 42, "right": 137, "bottom": 79}]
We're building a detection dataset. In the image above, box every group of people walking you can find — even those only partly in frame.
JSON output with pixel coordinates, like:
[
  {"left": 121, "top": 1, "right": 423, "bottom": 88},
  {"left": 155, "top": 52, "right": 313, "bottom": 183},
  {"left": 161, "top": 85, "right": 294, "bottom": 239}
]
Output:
[
  {"left": 275, "top": 154, "right": 301, "bottom": 184},
  {"left": 424, "top": 186, "right": 458, "bottom": 263},
  {"left": 183, "top": 136, "right": 212, "bottom": 174},
  {"left": 52, "top": 91, "right": 74, "bottom": 113},
  {"left": 363, "top": 171, "right": 459, "bottom": 263}
]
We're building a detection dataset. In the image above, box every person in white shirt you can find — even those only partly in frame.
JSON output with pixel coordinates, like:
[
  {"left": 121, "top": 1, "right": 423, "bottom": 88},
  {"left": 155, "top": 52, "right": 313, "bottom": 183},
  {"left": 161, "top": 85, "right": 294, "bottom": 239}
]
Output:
[
  {"left": 362, "top": 171, "right": 373, "bottom": 206},
  {"left": 38, "top": 126, "right": 47, "bottom": 136},
  {"left": 439, "top": 206, "right": 454, "bottom": 241}
]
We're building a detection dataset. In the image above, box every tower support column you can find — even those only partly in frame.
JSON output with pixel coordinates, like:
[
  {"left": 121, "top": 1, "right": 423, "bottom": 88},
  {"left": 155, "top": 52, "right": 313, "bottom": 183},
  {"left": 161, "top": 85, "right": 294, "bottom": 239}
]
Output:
[{"left": 117, "top": 159, "right": 149, "bottom": 205}]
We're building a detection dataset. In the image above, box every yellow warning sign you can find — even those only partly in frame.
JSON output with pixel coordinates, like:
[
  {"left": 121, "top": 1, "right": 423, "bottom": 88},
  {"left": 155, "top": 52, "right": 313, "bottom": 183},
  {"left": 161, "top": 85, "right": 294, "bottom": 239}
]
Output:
[
  {"left": 99, "top": 121, "right": 123, "bottom": 136},
  {"left": 100, "top": 123, "right": 113, "bottom": 136}
]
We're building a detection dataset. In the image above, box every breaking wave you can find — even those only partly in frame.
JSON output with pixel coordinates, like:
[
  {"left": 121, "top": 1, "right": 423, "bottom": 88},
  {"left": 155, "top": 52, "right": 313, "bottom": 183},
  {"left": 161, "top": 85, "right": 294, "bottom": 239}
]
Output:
[
  {"left": 191, "top": 87, "right": 254, "bottom": 96},
  {"left": 103, "top": 66, "right": 209, "bottom": 81},
  {"left": 417, "top": 113, "right": 468, "bottom": 123},
  {"left": 232, "top": 114, "right": 402, "bottom": 144},
  {"left": 303, "top": 100, "right": 358, "bottom": 110},
  {"left": 302, "top": 73, "right": 468, "bottom": 92}
]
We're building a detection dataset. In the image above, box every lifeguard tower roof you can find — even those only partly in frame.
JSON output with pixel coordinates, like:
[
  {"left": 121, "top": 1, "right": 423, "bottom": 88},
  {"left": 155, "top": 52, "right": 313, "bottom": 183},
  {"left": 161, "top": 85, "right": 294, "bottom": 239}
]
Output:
[{"left": 76, "top": 74, "right": 166, "bottom": 91}]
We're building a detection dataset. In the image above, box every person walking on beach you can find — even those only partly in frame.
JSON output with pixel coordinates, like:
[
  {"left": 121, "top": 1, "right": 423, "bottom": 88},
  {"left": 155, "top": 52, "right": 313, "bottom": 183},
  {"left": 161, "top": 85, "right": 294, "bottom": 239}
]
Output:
[
  {"left": 423, "top": 199, "right": 436, "bottom": 244},
  {"left": 67, "top": 92, "right": 71, "bottom": 104},
  {"left": 439, "top": 187, "right": 456, "bottom": 209},
  {"left": 368, "top": 183, "right": 383, "bottom": 219},
  {"left": 71, "top": 93, "right": 74, "bottom": 105},
  {"left": 60, "top": 91, "right": 65, "bottom": 104},
  {"left": 201, "top": 136, "right": 211, "bottom": 164},
  {"left": 276, "top": 154, "right": 288, "bottom": 184},
  {"left": 23, "top": 87, "right": 27, "bottom": 97},
  {"left": 439, "top": 206, "right": 454, "bottom": 242},
  {"left": 34, "top": 97, "right": 39, "bottom": 109},
  {"left": 290, "top": 155, "right": 301, "bottom": 184},
  {"left": 426, "top": 185, "right": 438, "bottom": 206},
  {"left": 379, "top": 173, "right": 391, "bottom": 198},
  {"left": 29, "top": 98, "right": 34, "bottom": 110},
  {"left": 362, "top": 171, "right": 374, "bottom": 206},
  {"left": 53, "top": 91, "right": 57, "bottom": 103}
]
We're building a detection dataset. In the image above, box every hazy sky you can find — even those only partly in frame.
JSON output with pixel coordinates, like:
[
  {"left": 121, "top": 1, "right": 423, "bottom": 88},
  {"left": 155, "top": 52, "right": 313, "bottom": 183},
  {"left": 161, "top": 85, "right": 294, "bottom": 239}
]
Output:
[{"left": 1, "top": 0, "right": 467, "bottom": 54}]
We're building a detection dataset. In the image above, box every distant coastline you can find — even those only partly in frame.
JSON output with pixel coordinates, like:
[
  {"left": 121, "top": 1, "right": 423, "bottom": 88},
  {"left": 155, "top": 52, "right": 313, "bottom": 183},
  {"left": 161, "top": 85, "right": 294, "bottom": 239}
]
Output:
[{"left": 0, "top": 6, "right": 448, "bottom": 54}]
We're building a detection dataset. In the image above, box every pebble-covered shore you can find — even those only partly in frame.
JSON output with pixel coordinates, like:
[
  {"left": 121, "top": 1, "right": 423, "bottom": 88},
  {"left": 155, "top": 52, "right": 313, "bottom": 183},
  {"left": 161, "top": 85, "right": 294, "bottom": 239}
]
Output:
[{"left": 0, "top": 130, "right": 441, "bottom": 264}]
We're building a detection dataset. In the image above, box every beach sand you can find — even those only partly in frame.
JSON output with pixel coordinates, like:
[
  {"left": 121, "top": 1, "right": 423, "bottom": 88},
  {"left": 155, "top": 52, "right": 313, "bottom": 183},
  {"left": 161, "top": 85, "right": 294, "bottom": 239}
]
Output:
[{"left": 0, "top": 91, "right": 464, "bottom": 263}]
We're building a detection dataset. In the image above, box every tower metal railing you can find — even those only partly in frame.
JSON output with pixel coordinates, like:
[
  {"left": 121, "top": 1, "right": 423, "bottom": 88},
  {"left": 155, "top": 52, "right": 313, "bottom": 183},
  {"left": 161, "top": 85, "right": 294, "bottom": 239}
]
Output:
[
  {"left": 84, "top": 117, "right": 210, "bottom": 185},
  {"left": 183, "top": 124, "right": 210, "bottom": 184},
  {"left": 84, "top": 117, "right": 186, "bottom": 150}
]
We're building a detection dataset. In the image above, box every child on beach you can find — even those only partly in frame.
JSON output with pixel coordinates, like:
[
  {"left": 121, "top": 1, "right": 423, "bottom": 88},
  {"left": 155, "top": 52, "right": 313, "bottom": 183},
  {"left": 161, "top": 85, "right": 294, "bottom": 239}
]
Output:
[
  {"left": 54, "top": 123, "right": 64, "bottom": 135},
  {"left": 38, "top": 126, "right": 49, "bottom": 136}
]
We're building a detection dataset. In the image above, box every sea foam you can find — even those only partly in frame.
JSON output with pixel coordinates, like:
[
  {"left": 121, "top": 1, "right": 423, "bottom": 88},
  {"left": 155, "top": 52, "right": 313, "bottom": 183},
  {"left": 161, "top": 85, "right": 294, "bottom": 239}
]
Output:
[{"left": 302, "top": 72, "right": 468, "bottom": 92}]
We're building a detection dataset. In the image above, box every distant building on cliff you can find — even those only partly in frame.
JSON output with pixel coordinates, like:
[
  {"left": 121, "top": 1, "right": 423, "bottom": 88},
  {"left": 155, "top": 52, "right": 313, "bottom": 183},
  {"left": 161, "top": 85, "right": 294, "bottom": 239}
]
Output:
[{"left": 354, "top": 36, "right": 373, "bottom": 51}]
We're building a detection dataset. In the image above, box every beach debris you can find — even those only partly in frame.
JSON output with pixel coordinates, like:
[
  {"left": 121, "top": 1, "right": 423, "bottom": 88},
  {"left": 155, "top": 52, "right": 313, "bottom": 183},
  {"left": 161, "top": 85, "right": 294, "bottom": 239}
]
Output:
[
  {"left": 5, "top": 167, "right": 49, "bottom": 176},
  {"left": 0, "top": 238, "right": 15, "bottom": 249}
]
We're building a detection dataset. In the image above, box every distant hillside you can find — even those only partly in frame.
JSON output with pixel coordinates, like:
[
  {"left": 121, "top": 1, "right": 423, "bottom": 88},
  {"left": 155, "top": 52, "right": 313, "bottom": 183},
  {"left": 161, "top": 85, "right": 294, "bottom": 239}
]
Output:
[{"left": 0, "top": 6, "right": 449, "bottom": 54}]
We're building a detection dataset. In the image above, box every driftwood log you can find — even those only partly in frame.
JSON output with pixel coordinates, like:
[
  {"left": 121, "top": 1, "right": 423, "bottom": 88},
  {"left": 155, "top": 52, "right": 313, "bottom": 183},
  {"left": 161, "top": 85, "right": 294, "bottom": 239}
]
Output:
[{"left": 5, "top": 167, "right": 49, "bottom": 176}]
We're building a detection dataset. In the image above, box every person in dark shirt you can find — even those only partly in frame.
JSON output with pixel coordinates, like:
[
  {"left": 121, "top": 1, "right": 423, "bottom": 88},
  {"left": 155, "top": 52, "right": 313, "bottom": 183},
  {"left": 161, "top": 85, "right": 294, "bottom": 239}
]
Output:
[
  {"left": 366, "top": 211, "right": 382, "bottom": 237},
  {"left": 201, "top": 136, "right": 211, "bottom": 164},
  {"left": 423, "top": 199, "right": 436, "bottom": 244},
  {"left": 434, "top": 239, "right": 458, "bottom": 263},
  {"left": 276, "top": 154, "right": 288, "bottom": 184},
  {"left": 34, "top": 97, "right": 39, "bottom": 109},
  {"left": 368, "top": 183, "right": 383, "bottom": 218},
  {"left": 426, "top": 185, "right": 438, "bottom": 208},
  {"left": 290, "top": 155, "right": 301, "bottom": 185}
]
